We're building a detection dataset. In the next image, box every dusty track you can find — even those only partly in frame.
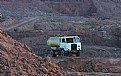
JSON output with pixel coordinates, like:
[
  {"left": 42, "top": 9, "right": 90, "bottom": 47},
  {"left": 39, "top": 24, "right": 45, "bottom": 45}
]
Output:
[{"left": 4, "top": 17, "right": 39, "bottom": 31}]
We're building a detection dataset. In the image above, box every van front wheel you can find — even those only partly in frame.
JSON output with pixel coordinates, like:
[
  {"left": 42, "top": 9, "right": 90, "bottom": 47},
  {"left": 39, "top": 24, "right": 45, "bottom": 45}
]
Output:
[{"left": 76, "top": 51, "right": 80, "bottom": 57}]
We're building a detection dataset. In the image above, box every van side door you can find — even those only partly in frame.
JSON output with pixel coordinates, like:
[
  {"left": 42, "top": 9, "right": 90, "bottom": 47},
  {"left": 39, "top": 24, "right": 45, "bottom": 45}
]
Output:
[{"left": 60, "top": 38, "right": 66, "bottom": 50}]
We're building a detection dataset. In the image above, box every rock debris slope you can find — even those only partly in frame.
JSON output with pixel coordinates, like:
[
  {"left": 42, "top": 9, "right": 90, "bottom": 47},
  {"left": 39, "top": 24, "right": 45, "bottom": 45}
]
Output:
[{"left": 0, "top": 28, "right": 65, "bottom": 76}]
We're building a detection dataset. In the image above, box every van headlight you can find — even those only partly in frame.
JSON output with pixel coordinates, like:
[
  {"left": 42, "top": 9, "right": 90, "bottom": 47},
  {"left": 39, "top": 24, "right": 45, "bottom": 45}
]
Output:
[{"left": 78, "top": 45, "right": 80, "bottom": 47}]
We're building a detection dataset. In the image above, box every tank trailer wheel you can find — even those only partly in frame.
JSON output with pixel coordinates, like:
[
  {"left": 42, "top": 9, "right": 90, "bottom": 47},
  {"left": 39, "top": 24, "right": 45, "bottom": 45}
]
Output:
[{"left": 50, "top": 50, "right": 56, "bottom": 57}]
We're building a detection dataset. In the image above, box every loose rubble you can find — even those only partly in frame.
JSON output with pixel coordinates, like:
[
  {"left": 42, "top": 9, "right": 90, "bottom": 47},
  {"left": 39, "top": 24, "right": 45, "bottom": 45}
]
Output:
[{"left": 0, "top": 28, "right": 65, "bottom": 76}]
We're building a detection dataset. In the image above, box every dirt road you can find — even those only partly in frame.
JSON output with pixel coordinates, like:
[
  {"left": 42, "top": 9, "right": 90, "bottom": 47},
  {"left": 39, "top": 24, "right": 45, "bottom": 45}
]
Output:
[{"left": 4, "top": 17, "right": 39, "bottom": 31}]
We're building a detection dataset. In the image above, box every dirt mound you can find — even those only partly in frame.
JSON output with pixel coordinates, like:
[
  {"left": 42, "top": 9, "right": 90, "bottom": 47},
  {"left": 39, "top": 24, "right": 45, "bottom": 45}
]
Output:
[
  {"left": 56, "top": 57, "right": 121, "bottom": 75},
  {"left": 0, "top": 28, "right": 65, "bottom": 76}
]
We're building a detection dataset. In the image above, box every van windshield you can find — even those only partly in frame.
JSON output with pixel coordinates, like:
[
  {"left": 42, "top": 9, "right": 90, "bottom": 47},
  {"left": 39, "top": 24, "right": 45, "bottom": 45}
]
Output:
[
  {"left": 66, "top": 37, "right": 80, "bottom": 43},
  {"left": 66, "top": 38, "right": 73, "bottom": 43}
]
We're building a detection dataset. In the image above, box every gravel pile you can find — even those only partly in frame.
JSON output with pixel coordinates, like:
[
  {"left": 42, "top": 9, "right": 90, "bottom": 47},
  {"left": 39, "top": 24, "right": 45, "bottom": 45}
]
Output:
[{"left": 0, "top": 27, "right": 65, "bottom": 76}]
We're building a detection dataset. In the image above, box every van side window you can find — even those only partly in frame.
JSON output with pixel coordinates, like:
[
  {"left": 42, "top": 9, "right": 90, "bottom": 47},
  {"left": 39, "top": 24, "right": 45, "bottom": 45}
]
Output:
[{"left": 62, "top": 38, "right": 65, "bottom": 43}]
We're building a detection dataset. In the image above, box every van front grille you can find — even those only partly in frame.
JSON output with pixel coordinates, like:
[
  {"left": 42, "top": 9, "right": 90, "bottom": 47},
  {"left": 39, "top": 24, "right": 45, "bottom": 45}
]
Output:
[{"left": 71, "top": 44, "right": 77, "bottom": 50}]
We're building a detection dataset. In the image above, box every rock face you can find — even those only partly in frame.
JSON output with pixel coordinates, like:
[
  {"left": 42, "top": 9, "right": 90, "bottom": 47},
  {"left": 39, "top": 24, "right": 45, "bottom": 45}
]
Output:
[
  {"left": 93, "top": 0, "right": 121, "bottom": 19},
  {"left": 1, "top": 0, "right": 121, "bottom": 19},
  {"left": 0, "top": 27, "right": 65, "bottom": 76},
  {"left": 44, "top": 0, "right": 97, "bottom": 16},
  {"left": 41, "top": 0, "right": 121, "bottom": 19}
]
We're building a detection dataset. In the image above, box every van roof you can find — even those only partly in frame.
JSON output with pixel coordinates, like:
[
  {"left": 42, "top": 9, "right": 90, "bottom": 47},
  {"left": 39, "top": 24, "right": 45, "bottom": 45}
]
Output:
[
  {"left": 60, "top": 36, "right": 79, "bottom": 38},
  {"left": 63, "top": 36, "right": 79, "bottom": 37},
  {"left": 50, "top": 36, "right": 80, "bottom": 38}
]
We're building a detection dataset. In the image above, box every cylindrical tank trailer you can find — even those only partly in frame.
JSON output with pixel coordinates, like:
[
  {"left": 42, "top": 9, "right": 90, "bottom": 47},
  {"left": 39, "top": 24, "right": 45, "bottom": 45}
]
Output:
[{"left": 47, "top": 37, "right": 61, "bottom": 47}]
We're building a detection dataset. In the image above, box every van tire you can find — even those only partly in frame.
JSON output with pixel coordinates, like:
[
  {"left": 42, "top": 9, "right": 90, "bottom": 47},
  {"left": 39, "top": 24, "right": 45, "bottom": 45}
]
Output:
[
  {"left": 61, "top": 50, "right": 65, "bottom": 56},
  {"left": 76, "top": 51, "right": 80, "bottom": 57}
]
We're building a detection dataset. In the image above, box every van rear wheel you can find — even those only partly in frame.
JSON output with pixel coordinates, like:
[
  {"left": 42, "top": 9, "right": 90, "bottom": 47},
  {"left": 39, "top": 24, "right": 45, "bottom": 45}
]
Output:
[{"left": 61, "top": 50, "right": 65, "bottom": 56}]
